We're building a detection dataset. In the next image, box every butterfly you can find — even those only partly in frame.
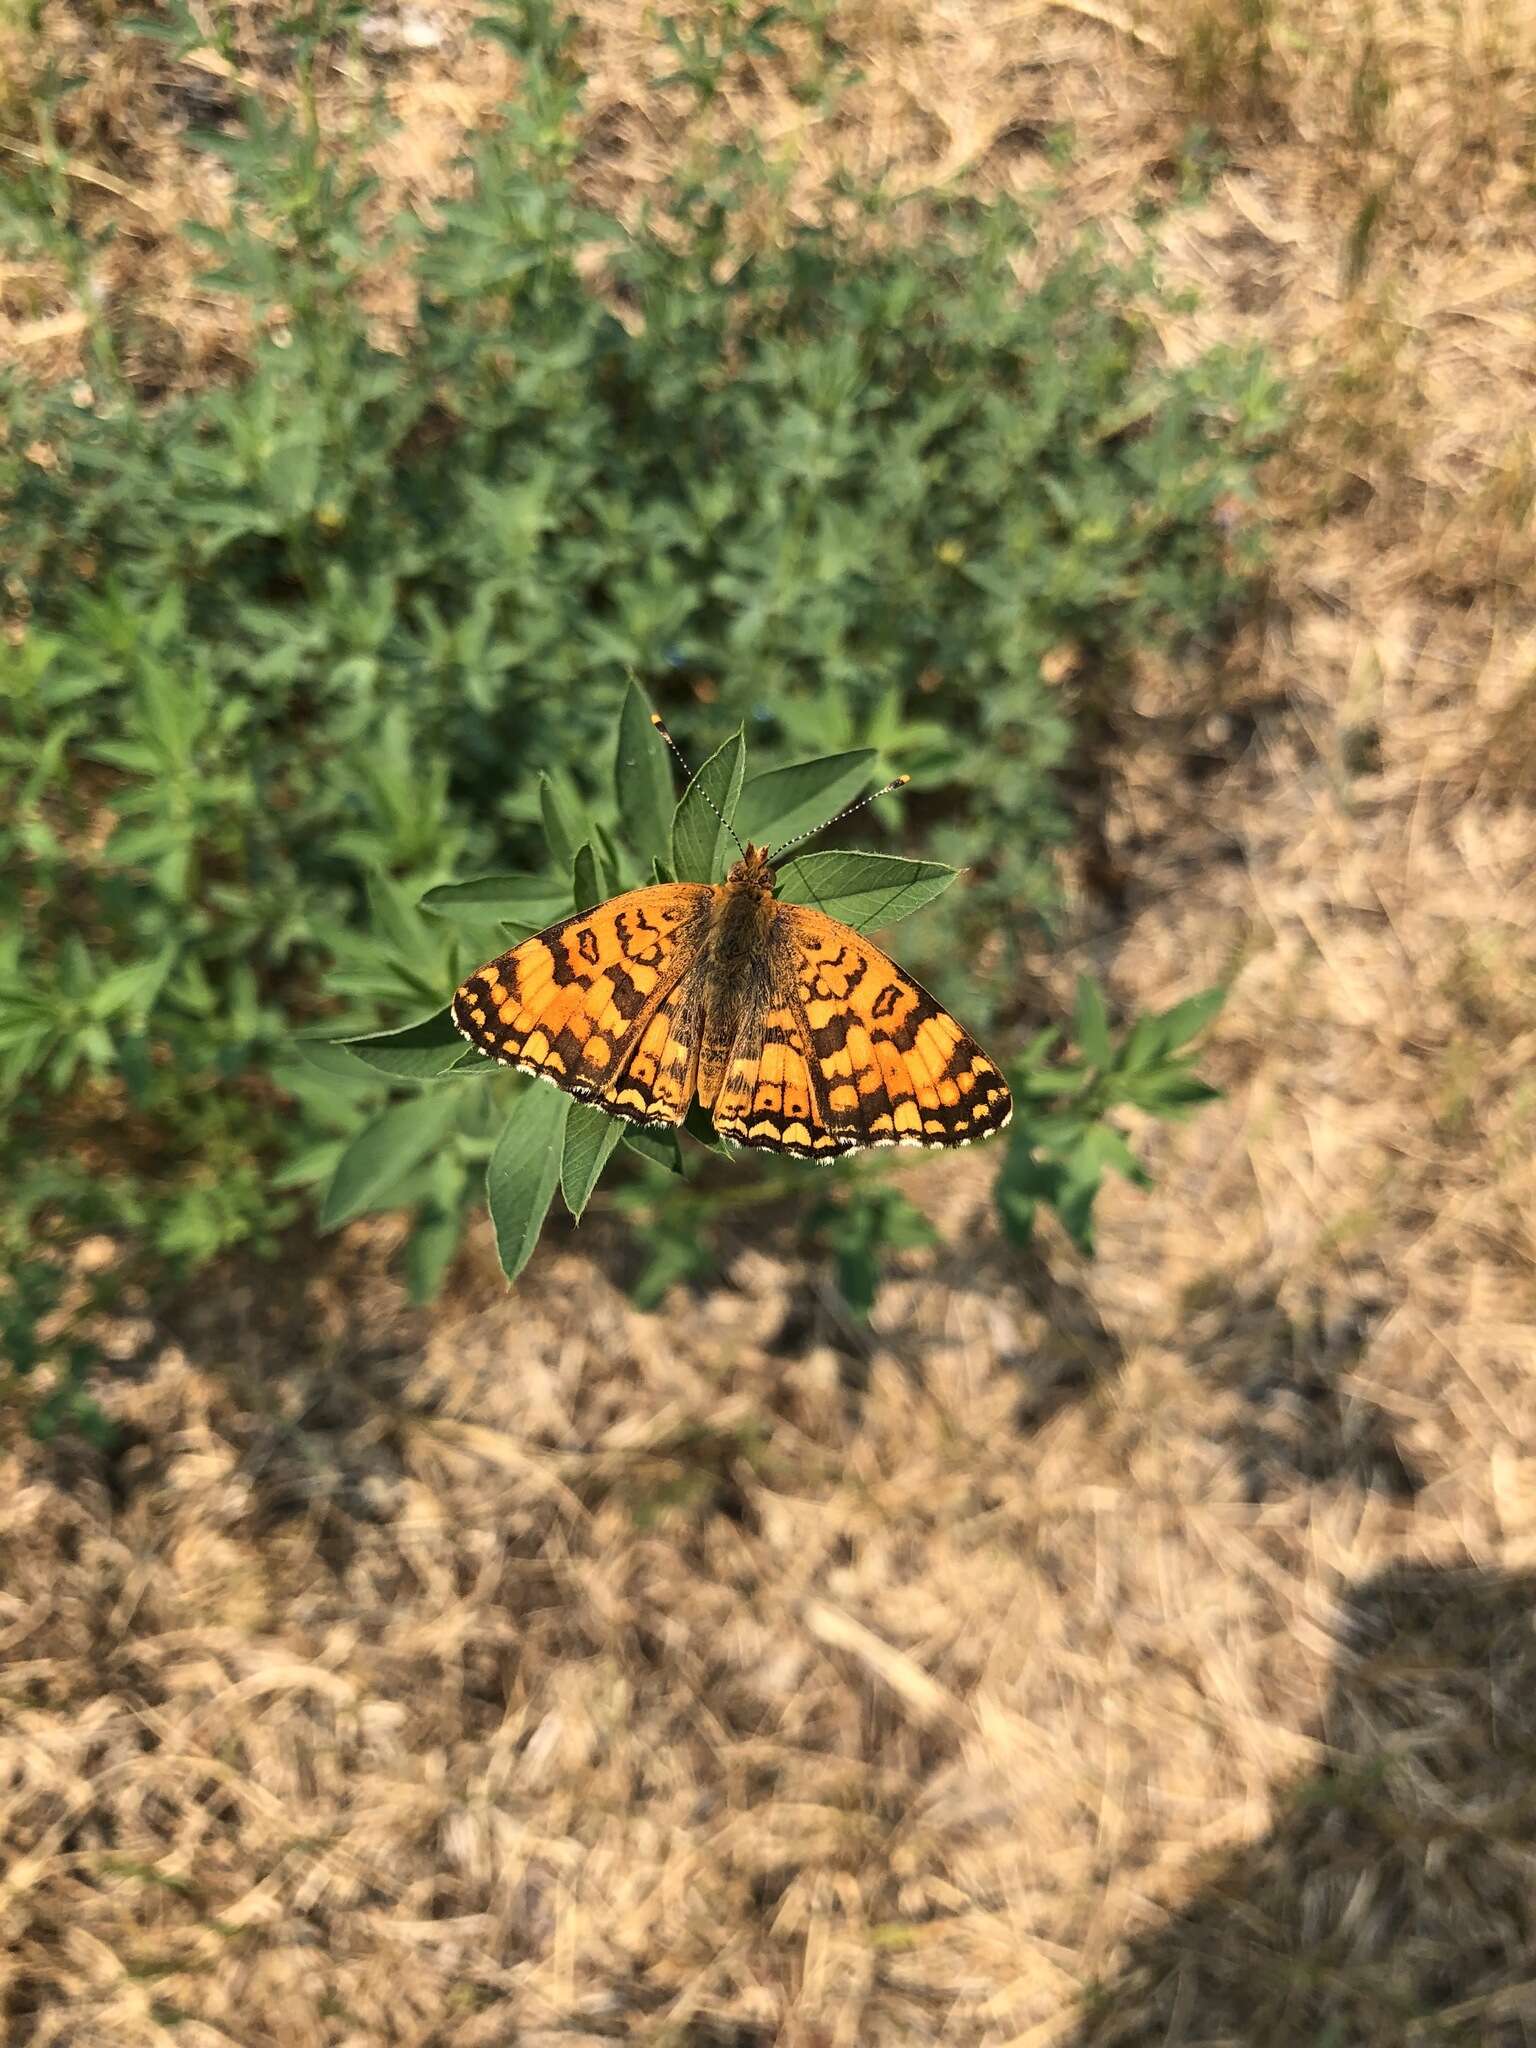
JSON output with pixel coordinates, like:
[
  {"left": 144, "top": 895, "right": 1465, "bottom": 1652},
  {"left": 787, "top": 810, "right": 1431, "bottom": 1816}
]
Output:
[{"left": 451, "top": 726, "right": 1012, "bottom": 1164}]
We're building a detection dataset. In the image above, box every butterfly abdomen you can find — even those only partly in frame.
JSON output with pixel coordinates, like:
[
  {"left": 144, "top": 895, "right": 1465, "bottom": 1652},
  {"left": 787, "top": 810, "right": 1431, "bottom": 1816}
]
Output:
[{"left": 694, "top": 874, "right": 777, "bottom": 1109}]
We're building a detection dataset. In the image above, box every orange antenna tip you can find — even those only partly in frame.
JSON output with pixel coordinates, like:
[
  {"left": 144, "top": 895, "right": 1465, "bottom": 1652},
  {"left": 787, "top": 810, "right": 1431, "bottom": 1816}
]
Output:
[
  {"left": 767, "top": 767, "right": 915, "bottom": 861},
  {"left": 650, "top": 712, "right": 665, "bottom": 727}
]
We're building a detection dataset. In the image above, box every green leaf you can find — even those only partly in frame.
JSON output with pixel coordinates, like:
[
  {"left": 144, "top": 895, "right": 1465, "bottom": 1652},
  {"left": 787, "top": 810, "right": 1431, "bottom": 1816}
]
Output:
[
  {"left": 405, "top": 1204, "right": 464, "bottom": 1303},
  {"left": 592, "top": 817, "right": 624, "bottom": 896},
  {"left": 561, "top": 1101, "right": 624, "bottom": 1218},
  {"left": 615, "top": 678, "right": 676, "bottom": 865},
  {"left": 1074, "top": 1121, "right": 1151, "bottom": 1188},
  {"left": 486, "top": 1080, "right": 570, "bottom": 1283},
  {"left": 622, "top": 1124, "right": 685, "bottom": 1174},
  {"left": 1152, "top": 985, "right": 1227, "bottom": 1055},
  {"left": 1117, "top": 1071, "right": 1221, "bottom": 1115},
  {"left": 571, "top": 841, "right": 602, "bottom": 913},
  {"left": 1051, "top": 1166, "right": 1102, "bottom": 1255},
  {"left": 671, "top": 728, "right": 745, "bottom": 883},
  {"left": 1116, "top": 991, "right": 1225, "bottom": 1075},
  {"left": 776, "top": 851, "right": 957, "bottom": 933},
  {"left": 994, "top": 1143, "right": 1063, "bottom": 1249},
  {"left": 320, "top": 1091, "right": 463, "bottom": 1229},
  {"left": 291, "top": 1039, "right": 389, "bottom": 1085},
  {"left": 837, "top": 1246, "right": 880, "bottom": 1319},
  {"left": 1074, "top": 976, "right": 1112, "bottom": 1068},
  {"left": 736, "top": 749, "right": 877, "bottom": 857},
  {"left": 419, "top": 874, "right": 570, "bottom": 932},
  {"left": 682, "top": 1102, "right": 726, "bottom": 1151},
  {"left": 270, "top": 1137, "right": 349, "bottom": 1190},
  {"left": 1115, "top": 1012, "right": 1165, "bottom": 1073},
  {"left": 540, "top": 772, "right": 585, "bottom": 873},
  {"left": 1010, "top": 1060, "right": 1086, "bottom": 1102},
  {"left": 338, "top": 1007, "right": 470, "bottom": 1080},
  {"left": 89, "top": 946, "right": 177, "bottom": 1023}
]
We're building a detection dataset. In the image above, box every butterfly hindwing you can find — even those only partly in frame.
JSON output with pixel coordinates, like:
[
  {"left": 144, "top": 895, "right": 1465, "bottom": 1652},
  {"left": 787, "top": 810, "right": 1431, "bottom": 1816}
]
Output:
[
  {"left": 711, "top": 996, "right": 844, "bottom": 1162},
  {"left": 600, "top": 964, "right": 707, "bottom": 1128},
  {"left": 452, "top": 883, "right": 712, "bottom": 1123}
]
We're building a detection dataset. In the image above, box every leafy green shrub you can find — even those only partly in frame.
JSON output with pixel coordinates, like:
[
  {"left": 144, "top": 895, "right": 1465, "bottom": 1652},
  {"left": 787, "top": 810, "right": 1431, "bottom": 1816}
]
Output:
[{"left": 0, "top": 0, "right": 1276, "bottom": 1430}]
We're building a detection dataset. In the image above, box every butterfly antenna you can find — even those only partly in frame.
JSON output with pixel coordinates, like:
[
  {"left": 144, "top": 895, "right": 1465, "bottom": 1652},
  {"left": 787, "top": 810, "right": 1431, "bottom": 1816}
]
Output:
[
  {"left": 650, "top": 711, "right": 747, "bottom": 859},
  {"left": 769, "top": 774, "right": 912, "bottom": 863}
]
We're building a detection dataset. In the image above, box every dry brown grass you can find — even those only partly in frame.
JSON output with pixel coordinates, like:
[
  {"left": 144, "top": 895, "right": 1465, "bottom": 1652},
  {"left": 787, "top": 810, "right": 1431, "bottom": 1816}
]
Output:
[{"left": 5, "top": 2, "right": 1536, "bottom": 2042}]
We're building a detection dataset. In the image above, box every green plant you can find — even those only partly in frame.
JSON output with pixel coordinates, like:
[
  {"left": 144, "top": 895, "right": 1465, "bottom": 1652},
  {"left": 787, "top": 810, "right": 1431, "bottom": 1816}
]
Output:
[{"left": 1, "top": 0, "right": 1271, "bottom": 1428}]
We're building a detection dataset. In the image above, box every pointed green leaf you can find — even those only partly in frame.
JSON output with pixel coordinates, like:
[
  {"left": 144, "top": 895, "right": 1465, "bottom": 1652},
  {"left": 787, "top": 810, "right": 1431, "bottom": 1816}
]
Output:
[
  {"left": 405, "top": 1204, "right": 464, "bottom": 1304},
  {"left": 419, "top": 873, "right": 570, "bottom": 932},
  {"left": 615, "top": 678, "right": 676, "bottom": 865},
  {"left": 486, "top": 1080, "right": 570, "bottom": 1283},
  {"left": 622, "top": 1124, "right": 686, "bottom": 1174},
  {"left": 337, "top": 1006, "right": 470, "bottom": 1079},
  {"left": 775, "top": 851, "right": 957, "bottom": 932},
  {"left": 1074, "top": 976, "right": 1112, "bottom": 1068},
  {"left": 671, "top": 728, "right": 745, "bottom": 883},
  {"left": 1051, "top": 1168, "right": 1102, "bottom": 1255},
  {"left": 320, "top": 1090, "right": 464, "bottom": 1229},
  {"left": 1117, "top": 990, "right": 1225, "bottom": 1074},
  {"left": 572, "top": 842, "right": 601, "bottom": 913},
  {"left": 270, "top": 1137, "right": 349, "bottom": 1191},
  {"left": 993, "top": 1139, "right": 1062, "bottom": 1247},
  {"left": 593, "top": 817, "right": 624, "bottom": 896},
  {"left": 540, "top": 772, "right": 585, "bottom": 872},
  {"left": 1009, "top": 1059, "right": 1086, "bottom": 1102},
  {"left": 292, "top": 1039, "right": 383, "bottom": 1085},
  {"left": 1010, "top": 1025, "right": 1062, "bottom": 1077},
  {"left": 1153, "top": 985, "right": 1227, "bottom": 1054},
  {"left": 736, "top": 749, "right": 877, "bottom": 857},
  {"left": 89, "top": 946, "right": 177, "bottom": 1023},
  {"left": 561, "top": 1101, "right": 625, "bottom": 1219},
  {"left": 1072, "top": 1122, "right": 1149, "bottom": 1186},
  {"left": 1118, "top": 1071, "right": 1221, "bottom": 1116},
  {"left": 1116, "top": 1012, "right": 1166, "bottom": 1073},
  {"left": 683, "top": 1102, "right": 726, "bottom": 1151}
]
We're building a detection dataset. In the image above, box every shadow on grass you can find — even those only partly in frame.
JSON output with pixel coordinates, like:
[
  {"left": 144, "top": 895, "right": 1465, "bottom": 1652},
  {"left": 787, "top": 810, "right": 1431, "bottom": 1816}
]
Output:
[
  {"left": 927, "top": 1230, "right": 1132, "bottom": 1434},
  {"left": 1181, "top": 1271, "right": 1423, "bottom": 1504},
  {"left": 1069, "top": 1561, "right": 1536, "bottom": 2047}
]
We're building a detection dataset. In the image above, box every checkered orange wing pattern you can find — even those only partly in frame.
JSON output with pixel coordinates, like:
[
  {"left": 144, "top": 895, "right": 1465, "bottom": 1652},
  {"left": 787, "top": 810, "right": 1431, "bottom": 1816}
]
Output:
[
  {"left": 452, "top": 883, "right": 713, "bottom": 1128},
  {"left": 710, "top": 996, "right": 840, "bottom": 1162},
  {"left": 768, "top": 901, "right": 1012, "bottom": 1155}
]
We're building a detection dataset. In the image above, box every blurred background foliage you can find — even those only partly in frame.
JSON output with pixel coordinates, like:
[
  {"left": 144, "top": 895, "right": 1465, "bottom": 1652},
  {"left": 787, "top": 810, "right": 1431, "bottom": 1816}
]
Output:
[{"left": 0, "top": 0, "right": 1283, "bottom": 1435}]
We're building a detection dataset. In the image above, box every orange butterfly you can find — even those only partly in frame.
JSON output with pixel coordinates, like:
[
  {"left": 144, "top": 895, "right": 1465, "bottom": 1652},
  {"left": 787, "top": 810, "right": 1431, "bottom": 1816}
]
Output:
[{"left": 452, "top": 724, "right": 1012, "bottom": 1163}]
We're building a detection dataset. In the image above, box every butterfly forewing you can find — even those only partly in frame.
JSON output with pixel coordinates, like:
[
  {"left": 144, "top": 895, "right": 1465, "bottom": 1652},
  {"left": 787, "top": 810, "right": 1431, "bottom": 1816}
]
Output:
[{"left": 452, "top": 883, "right": 713, "bottom": 1124}]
